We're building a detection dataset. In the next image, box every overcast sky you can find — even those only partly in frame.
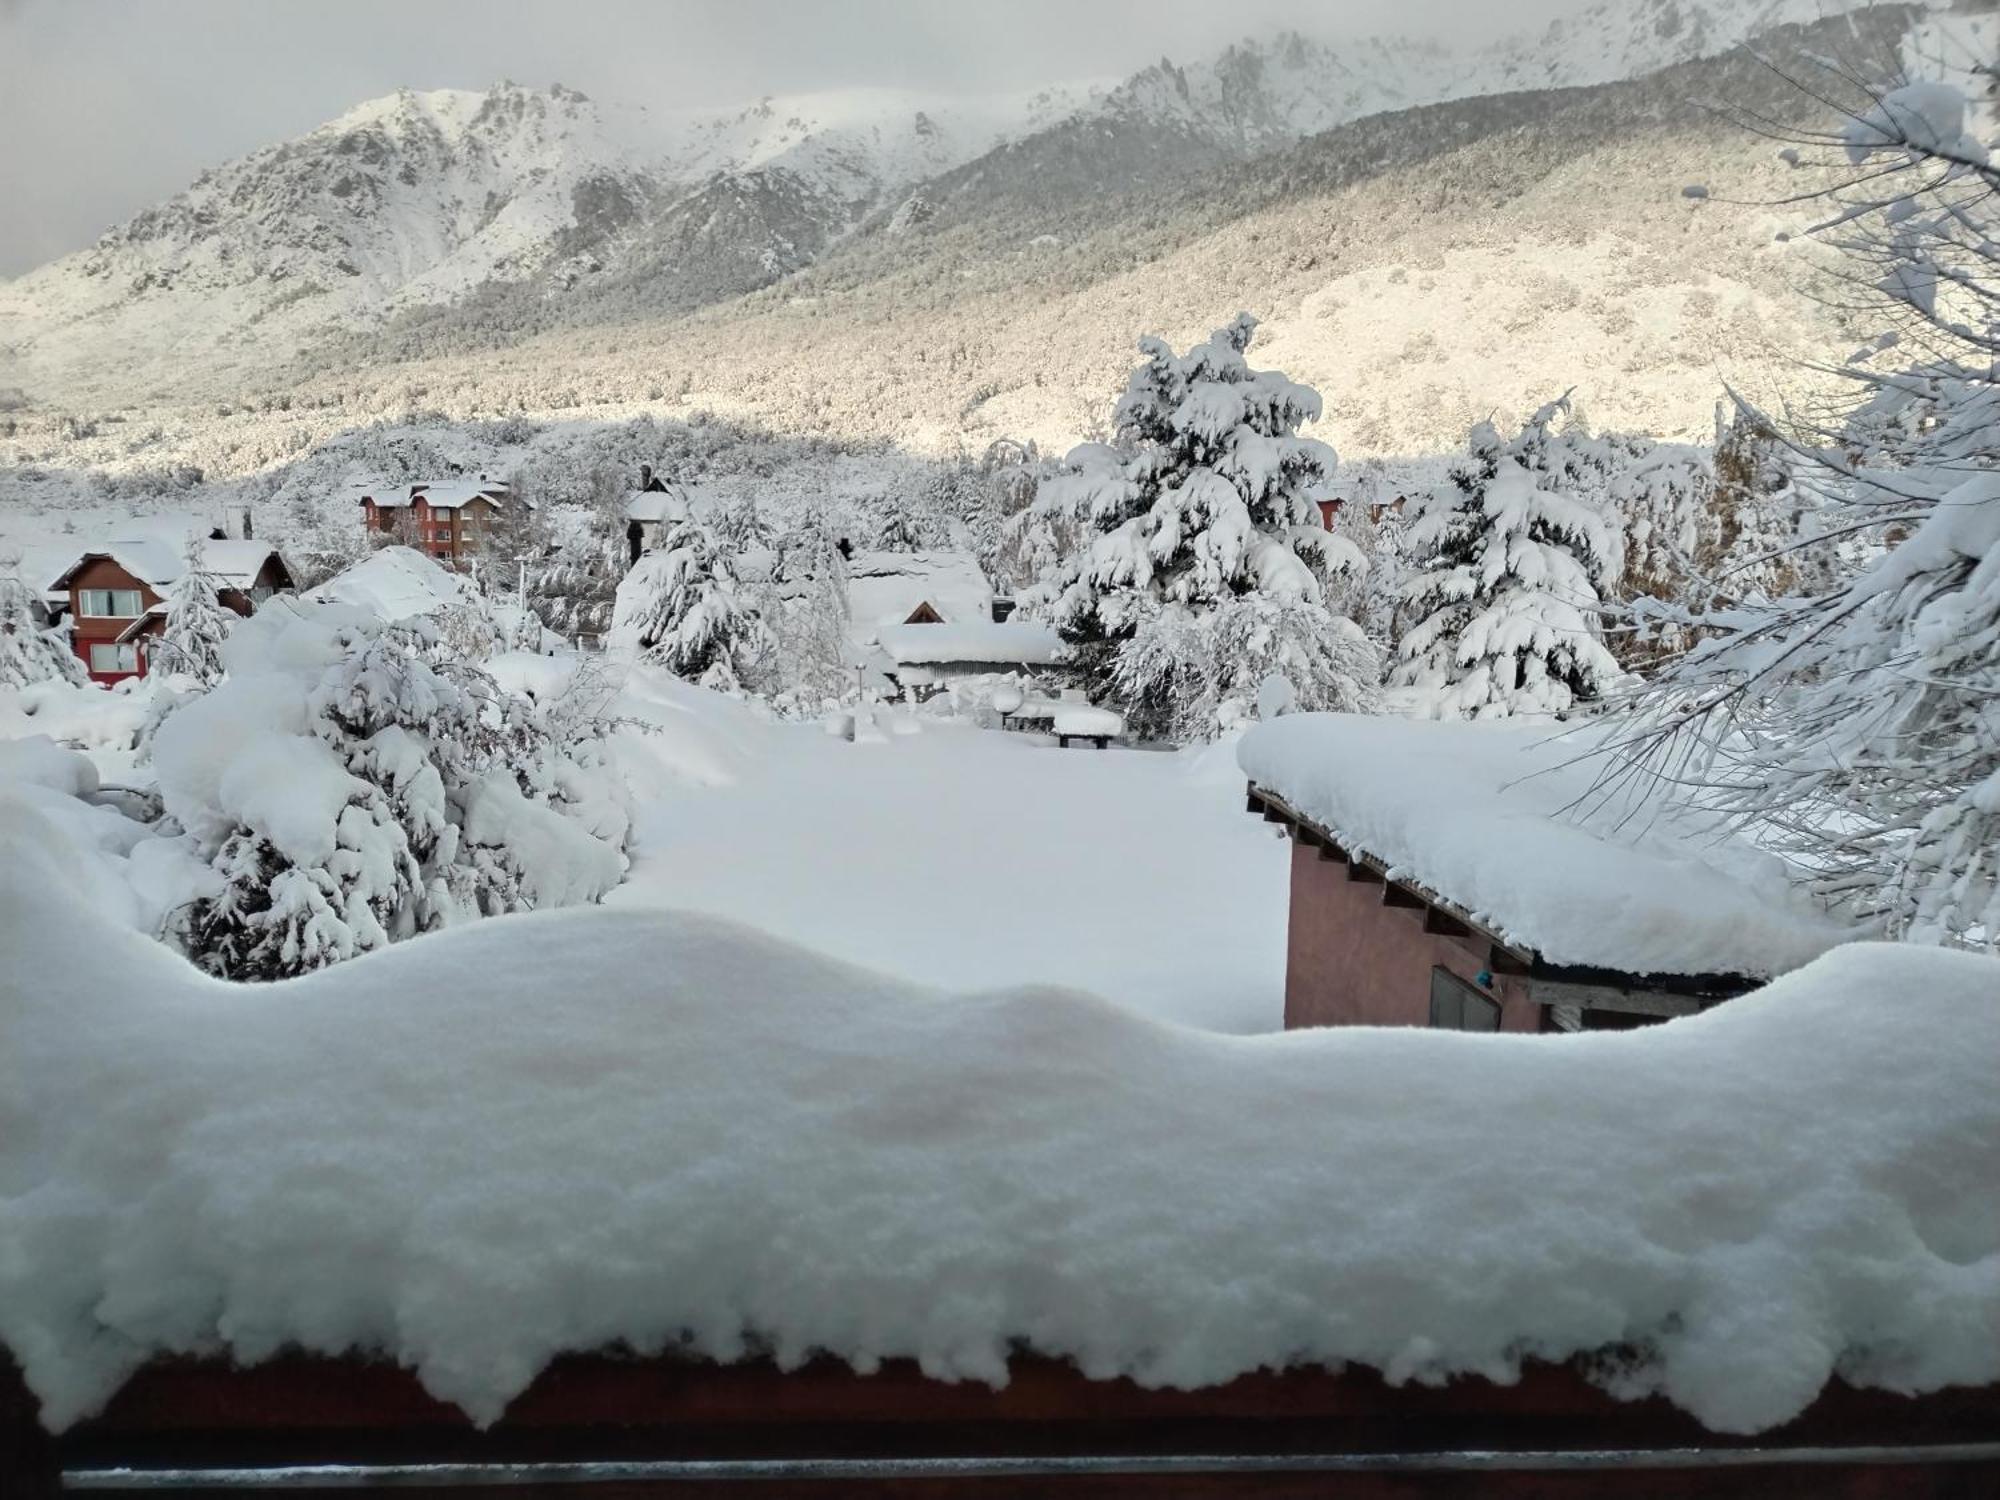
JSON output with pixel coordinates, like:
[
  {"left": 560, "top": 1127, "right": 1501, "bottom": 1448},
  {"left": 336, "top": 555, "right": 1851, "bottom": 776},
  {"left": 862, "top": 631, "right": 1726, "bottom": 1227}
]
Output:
[{"left": 0, "top": 0, "right": 1570, "bottom": 277}]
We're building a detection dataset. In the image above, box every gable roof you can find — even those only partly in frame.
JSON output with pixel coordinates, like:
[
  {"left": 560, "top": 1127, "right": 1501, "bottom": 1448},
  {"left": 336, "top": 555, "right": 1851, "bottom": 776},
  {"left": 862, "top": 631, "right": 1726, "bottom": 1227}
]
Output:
[
  {"left": 876, "top": 620, "right": 1066, "bottom": 667},
  {"left": 1238, "top": 713, "right": 1854, "bottom": 982},
  {"left": 359, "top": 479, "right": 526, "bottom": 512},
  {"left": 844, "top": 550, "right": 994, "bottom": 643},
  {"left": 310, "top": 546, "right": 481, "bottom": 621},
  {"left": 45, "top": 541, "right": 291, "bottom": 595}
]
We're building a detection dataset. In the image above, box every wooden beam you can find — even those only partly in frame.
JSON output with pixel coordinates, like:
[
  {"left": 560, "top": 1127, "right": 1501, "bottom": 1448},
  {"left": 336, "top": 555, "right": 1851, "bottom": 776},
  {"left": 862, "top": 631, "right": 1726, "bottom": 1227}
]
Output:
[
  {"left": 1245, "top": 787, "right": 1265, "bottom": 816},
  {"left": 1346, "top": 856, "right": 1384, "bottom": 883},
  {"left": 1526, "top": 978, "right": 1702, "bottom": 1020},
  {"left": 1423, "top": 908, "right": 1473, "bottom": 939},
  {"left": 1383, "top": 883, "right": 1426, "bottom": 910}
]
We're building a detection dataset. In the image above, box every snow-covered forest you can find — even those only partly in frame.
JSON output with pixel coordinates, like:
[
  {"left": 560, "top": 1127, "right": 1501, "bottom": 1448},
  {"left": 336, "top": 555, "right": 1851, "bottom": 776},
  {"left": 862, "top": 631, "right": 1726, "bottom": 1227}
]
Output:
[{"left": 2, "top": 0, "right": 1998, "bottom": 1474}]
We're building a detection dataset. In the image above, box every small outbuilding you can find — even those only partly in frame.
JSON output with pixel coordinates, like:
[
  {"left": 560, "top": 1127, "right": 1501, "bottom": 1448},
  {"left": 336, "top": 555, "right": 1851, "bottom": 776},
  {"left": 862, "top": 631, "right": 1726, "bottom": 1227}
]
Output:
[{"left": 1238, "top": 714, "right": 1852, "bottom": 1034}]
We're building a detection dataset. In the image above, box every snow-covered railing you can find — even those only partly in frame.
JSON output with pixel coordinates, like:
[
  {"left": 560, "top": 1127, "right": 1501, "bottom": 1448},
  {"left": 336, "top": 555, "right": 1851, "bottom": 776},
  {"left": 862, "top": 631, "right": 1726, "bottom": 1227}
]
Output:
[{"left": 7, "top": 1350, "right": 1998, "bottom": 1497}]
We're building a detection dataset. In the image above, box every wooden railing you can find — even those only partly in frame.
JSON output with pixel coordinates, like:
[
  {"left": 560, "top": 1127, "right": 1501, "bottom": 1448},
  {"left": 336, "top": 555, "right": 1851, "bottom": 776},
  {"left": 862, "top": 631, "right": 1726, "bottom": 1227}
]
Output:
[{"left": 6, "top": 1349, "right": 1999, "bottom": 1496}]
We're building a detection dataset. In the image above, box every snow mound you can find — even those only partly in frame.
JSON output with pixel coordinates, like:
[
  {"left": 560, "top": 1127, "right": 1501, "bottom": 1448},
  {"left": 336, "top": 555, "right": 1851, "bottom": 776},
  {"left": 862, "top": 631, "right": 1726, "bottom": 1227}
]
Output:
[
  {"left": 1238, "top": 713, "right": 1852, "bottom": 977},
  {"left": 2, "top": 806, "right": 1994, "bottom": 1437},
  {"left": 311, "top": 546, "right": 481, "bottom": 622}
]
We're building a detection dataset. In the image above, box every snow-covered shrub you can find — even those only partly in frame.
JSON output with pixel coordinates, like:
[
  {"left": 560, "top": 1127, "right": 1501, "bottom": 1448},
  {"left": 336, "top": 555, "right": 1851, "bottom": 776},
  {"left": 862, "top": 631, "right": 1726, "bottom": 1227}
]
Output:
[
  {"left": 609, "top": 515, "right": 775, "bottom": 693},
  {"left": 1393, "top": 396, "right": 1624, "bottom": 719},
  {"left": 154, "top": 602, "right": 628, "bottom": 979},
  {"left": 0, "top": 574, "right": 87, "bottom": 689},
  {"left": 1017, "top": 314, "right": 1372, "bottom": 740}
]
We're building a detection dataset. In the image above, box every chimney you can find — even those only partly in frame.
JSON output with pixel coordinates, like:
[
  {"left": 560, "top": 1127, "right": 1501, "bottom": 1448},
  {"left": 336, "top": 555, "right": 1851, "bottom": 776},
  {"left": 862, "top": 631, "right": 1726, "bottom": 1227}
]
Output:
[{"left": 639, "top": 463, "right": 654, "bottom": 491}]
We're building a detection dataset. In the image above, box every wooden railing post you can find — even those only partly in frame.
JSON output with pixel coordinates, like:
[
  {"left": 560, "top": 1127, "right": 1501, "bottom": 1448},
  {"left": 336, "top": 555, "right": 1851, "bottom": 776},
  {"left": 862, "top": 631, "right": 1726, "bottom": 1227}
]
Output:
[{"left": 1, "top": 1352, "right": 62, "bottom": 1500}]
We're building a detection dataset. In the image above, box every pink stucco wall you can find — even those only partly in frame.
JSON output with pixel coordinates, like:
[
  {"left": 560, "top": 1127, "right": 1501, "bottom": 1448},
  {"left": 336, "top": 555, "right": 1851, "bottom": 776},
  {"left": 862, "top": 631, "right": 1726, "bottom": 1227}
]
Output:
[{"left": 1283, "top": 841, "right": 1541, "bottom": 1033}]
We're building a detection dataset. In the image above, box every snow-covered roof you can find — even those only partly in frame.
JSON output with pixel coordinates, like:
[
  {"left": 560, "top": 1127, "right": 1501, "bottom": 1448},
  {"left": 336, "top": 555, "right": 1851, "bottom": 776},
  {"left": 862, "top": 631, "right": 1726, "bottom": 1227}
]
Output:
[
  {"left": 0, "top": 804, "right": 1992, "bottom": 1437},
  {"left": 876, "top": 620, "right": 1065, "bottom": 667},
  {"left": 361, "top": 479, "right": 523, "bottom": 511},
  {"left": 845, "top": 550, "right": 994, "bottom": 640},
  {"left": 45, "top": 541, "right": 289, "bottom": 595},
  {"left": 310, "top": 546, "right": 480, "bottom": 621},
  {"left": 1238, "top": 714, "right": 1853, "bottom": 979}
]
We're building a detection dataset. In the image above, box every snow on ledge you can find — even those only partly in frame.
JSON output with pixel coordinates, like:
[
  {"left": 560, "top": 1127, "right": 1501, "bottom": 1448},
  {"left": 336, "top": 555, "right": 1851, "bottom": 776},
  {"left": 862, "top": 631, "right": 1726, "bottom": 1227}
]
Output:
[
  {"left": 1, "top": 799, "right": 1994, "bottom": 1437},
  {"left": 876, "top": 620, "right": 1066, "bottom": 666},
  {"left": 1238, "top": 713, "right": 1853, "bottom": 978}
]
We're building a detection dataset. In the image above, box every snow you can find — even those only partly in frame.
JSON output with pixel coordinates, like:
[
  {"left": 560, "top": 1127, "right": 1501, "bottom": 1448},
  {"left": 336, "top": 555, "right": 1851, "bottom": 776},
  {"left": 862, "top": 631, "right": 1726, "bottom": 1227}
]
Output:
[
  {"left": 875, "top": 620, "right": 1066, "bottom": 666},
  {"left": 362, "top": 479, "right": 516, "bottom": 511},
  {"left": 311, "top": 546, "right": 481, "bottom": 622},
  {"left": 44, "top": 539, "right": 285, "bottom": 594},
  {"left": 1, "top": 799, "right": 1995, "bottom": 1437},
  {"left": 1053, "top": 705, "right": 1125, "bottom": 738},
  {"left": 845, "top": 550, "right": 995, "bottom": 640},
  {"left": 1238, "top": 713, "right": 1853, "bottom": 978},
  {"left": 603, "top": 667, "right": 1285, "bottom": 1032}
]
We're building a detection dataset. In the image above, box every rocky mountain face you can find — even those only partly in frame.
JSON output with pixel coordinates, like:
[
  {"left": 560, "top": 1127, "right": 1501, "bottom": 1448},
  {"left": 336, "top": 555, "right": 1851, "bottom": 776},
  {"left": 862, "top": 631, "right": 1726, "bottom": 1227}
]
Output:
[{"left": 0, "top": 0, "right": 1920, "bottom": 439}]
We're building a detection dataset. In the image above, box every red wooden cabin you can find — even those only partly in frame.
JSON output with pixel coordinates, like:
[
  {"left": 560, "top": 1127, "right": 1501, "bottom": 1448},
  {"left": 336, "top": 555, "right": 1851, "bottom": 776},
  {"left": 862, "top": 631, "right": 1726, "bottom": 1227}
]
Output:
[{"left": 44, "top": 543, "right": 293, "bottom": 685}]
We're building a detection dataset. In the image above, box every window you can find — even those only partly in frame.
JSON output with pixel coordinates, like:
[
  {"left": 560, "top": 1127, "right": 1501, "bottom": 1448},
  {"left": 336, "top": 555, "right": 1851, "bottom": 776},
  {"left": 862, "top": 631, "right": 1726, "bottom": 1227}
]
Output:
[
  {"left": 1430, "top": 968, "right": 1500, "bottom": 1032},
  {"left": 79, "top": 588, "right": 144, "bottom": 617},
  {"left": 88, "top": 642, "right": 140, "bottom": 674}
]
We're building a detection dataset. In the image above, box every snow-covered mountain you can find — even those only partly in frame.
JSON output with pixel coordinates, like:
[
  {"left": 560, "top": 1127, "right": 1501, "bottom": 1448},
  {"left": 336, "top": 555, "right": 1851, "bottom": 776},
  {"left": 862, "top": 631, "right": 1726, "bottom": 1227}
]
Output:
[{"left": 0, "top": 0, "right": 1912, "bottom": 411}]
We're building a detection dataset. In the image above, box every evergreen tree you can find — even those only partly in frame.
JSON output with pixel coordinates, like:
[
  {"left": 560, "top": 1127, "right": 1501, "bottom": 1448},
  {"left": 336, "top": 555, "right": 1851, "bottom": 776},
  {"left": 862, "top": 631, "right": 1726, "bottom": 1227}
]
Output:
[
  {"left": 1018, "top": 313, "right": 1371, "bottom": 740},
  {"left": 609, "top": 516, "right": 775, "bottom": 692},
  {"left": 1605, "top": 64, "right": 2000, "bottom": 946},
  {"left": 155, "top": 537, "right": 236, "bottom": 685},
  {"left": 170, "top": 612, "right": 629, "bottom": 979},
  {"left": 0, "top": 573, "right": 87, "bottom": 689},
  {"left": 1393, "top": 396, "right": 1624, "bottom": 718}
]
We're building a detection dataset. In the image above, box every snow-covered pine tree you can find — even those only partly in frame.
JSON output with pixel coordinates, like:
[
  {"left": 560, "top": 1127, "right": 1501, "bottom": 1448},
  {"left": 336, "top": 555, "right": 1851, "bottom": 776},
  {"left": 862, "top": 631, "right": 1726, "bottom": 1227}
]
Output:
[
  {"left": 1602, "top": 58, "right": 2000, "bottom": 946},
  {"left": 154, "top": 537, "right": 236, "bottom": 685},
  {"left": 1019, "top": 313, "right": 1373, "bottom": 740},
  {"left": 767, "top": 508, "right": 853, "bottom": 712},
  {"left": 1392, "top": 397, "right": 1624, "bottom": 718},
  {"left": 0, "top": 572, "right": 87, "bottom": 688},
  {"left": 169, "top": 610, "right": 628, "bottom": 978},
  {"left": 608, "top": 515, "right": 775, "bottom": 692}
]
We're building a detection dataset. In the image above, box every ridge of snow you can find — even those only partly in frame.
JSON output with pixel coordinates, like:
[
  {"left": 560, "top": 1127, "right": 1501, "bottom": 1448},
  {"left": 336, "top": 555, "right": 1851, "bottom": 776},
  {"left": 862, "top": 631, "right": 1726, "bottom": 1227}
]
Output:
[{"left": 0, "top": 801, "right": 1994, "bottom": 1437}]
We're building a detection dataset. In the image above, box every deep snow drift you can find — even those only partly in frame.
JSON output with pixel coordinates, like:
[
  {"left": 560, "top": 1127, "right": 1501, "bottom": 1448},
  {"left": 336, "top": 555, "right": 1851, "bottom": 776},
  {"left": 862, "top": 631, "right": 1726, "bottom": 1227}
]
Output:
[{"left": 1, "top": 801, "right": 1995, "bottom": 1437}]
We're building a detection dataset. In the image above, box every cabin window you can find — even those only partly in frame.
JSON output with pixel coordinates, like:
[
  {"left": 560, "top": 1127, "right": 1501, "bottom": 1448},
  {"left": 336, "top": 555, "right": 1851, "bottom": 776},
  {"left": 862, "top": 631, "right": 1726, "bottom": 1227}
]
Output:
[
  {"left": 79, "top": 588, "right": 144, "bottom": 617},
  {"left": 88, "top": 642, "right": 141, "bottom": 674},
  {"left": 1429, "top": 968, "right": 1500, "bottom": 1032}
]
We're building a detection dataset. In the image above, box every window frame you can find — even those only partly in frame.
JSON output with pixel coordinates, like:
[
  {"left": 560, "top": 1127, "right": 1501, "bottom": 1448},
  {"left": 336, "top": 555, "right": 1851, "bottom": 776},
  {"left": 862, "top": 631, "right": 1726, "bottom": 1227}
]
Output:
[
  {"left": 87, "top": 641, "right": 141, "bottom": 674},
  {"left": 78, "top": 588, "right": 145, "bottom": 618},
  {"left": 1429, "top": 967, "right": 1501, "bottom": 1032}
]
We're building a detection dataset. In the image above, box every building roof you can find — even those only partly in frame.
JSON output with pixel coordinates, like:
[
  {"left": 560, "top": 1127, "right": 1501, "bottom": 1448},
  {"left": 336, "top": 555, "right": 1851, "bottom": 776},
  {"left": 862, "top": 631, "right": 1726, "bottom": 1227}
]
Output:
[
  {"left": 1238, "top": 713, "right": 1854, "bottom": 981},
  {"left": 845, "top": 550, "right": 994, "bottom": 643},
  {"left": 45, "top": 541, "right": 290, "bottom": 595},
  {"left": 360, "top": 479, "right": 525, "bottom": 512},
  {"left": 875, "top": 620, "right": 1066, "bottom": 667}
]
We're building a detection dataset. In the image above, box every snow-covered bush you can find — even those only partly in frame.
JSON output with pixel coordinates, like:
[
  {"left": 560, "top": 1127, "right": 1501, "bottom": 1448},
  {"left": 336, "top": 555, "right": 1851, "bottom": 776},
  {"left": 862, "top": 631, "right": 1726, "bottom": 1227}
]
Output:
[
  {"left": 0, "top": 574, "right": 87, "bottom": 689},
  {"left": 153, "top": 602, "right": 628, "bottom": 979},
  {"left": 1393, "top": 396, "right": 1624, "bottom": 718},
  {"left": 1017, "top": 314, "right": 1373, "bottom": 740},
  {"left": 609, "top": 515, "right": 775, "bottom": 693}
]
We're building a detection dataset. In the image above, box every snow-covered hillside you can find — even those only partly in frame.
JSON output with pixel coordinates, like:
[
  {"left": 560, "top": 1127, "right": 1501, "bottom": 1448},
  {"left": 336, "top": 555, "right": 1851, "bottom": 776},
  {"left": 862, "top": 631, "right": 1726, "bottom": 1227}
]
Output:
[{"left": 0, "top": 0, "right": 1911, "bottom": 411}]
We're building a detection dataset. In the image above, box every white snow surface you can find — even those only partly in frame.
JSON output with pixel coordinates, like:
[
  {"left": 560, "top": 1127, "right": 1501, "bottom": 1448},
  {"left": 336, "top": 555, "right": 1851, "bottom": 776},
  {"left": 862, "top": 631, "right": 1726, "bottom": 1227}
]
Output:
[
  {"left": 875, "top": 620, "right": 1066, "bottom": 666},
  {"left": 1, "top": 806, "right": 1995, "bottom": 1436},
  {"left": 310, "top": 546, "right": 482, "bottom": 622},
  {"left": 843, "top": 550, "right": 996, "bottom": 640},
  {"left": 1238, "top": 713, "right": 1853, "bottom": 977}
]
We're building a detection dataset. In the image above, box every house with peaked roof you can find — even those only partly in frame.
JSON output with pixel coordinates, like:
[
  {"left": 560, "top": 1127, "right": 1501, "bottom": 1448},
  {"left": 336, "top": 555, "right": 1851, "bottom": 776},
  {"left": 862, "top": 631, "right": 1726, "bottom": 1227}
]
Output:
[
  {"left": 1238, "top": 713, "right": 1853, "bottom": 1035},
  {"left": 45, "top": 541, "right": 294, "bottom": 685},
  {"left": 358, "top": 477, "right": 525, "bottom": 567}
]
